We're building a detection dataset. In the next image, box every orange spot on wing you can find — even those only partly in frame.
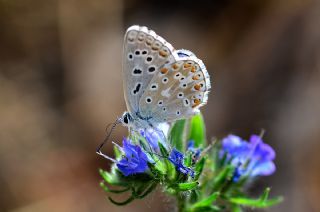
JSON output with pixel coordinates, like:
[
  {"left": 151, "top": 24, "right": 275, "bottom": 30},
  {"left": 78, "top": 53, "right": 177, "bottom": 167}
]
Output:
[
  {"left": 152, "top": 46, "right": 159, "bottom": 50},
  {"left": 194, "top": 84, "right": 201, "bottom": 91},
  {"left": 184, "top": 63, "right": 192, "bottom": 69},
  {"left": 172, "top": 64, "right": 179, "bottom": 69},
  {"left": 192, "top": 75, "right": 199, "bottom": 80},
  {"left": 192, "top": 99, "right": 201, "bottom": 108},
  {"left": 160, "top": 68, "right": 168, "bottom": 74},
  {"left": 159, "top": 50, "right": 168, "bottom": 57},
  {"left": 191, "top": 66, "right": 196, "bottom": 73}
]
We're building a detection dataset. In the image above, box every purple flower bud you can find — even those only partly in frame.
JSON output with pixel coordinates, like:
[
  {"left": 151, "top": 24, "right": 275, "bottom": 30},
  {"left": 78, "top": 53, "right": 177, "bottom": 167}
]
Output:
[{"left": 169, "top": 149, "right": 195, "bottom": 178}]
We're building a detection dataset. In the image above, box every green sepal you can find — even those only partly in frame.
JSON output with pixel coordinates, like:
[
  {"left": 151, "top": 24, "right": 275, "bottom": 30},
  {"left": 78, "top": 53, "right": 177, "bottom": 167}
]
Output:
[
  {"left": 113, "top": 145, "right": 122, "bottom": 159},
  {"left": 153, "top": 159, "right": 166, "bottom": 175},
  {"left": 194, "top": 157, "right": 206, "bottom": 180},
  {"left": 188, "top": 113, "right": 206, "bottom": 148},
  {"left": 99, "top": 169, "right": 127, "bottom": 187},
  {"left": 184, "top": 152, "right": 193, "bottom": 167},
  {"left": 159, "top": 142, "right": 169, "bottom": 157},
  {"left": 190, "top": 192, "right": 220, "bottom": 209},
  {"left": 169, "top": 119, "right": 186, "bottom": 151},
  {"left": 229, "top": 188, "right": 283, "bottom": 208},
  {"left": 175, "top": 181, "right": 199, "bottom": 191},
  {"left": 165, "top": 158, "right": 177, "bottom": 181},
  {"left": 100, "top": 181, "right": 129, "bottom": 193}
]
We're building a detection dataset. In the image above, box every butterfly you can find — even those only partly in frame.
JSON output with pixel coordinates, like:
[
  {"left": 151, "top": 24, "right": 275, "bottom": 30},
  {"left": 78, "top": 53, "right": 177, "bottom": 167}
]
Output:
[
  {"left": 121, "top": 25, "right": 211, "bottom": 129},
  {"left": 97, "top": 25, "right": 211, "bottom": 155}
]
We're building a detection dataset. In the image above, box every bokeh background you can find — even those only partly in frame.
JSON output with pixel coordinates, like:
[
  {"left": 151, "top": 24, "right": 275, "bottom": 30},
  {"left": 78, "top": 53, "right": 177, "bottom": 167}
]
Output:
[{"left": 1, "top": 0, "right": 320, "bottom": 211}]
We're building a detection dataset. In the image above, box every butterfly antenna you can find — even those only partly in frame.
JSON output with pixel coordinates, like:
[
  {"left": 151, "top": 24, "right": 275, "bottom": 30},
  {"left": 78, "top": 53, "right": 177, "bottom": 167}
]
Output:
[{"left": 96, "top": 118, "right": 122, "bottom": 157}]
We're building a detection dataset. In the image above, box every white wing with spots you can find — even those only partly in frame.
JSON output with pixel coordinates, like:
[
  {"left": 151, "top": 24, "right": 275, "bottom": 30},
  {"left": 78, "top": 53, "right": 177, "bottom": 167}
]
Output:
[
  {"left": 122, "top": 26, "right": 211, "bottom": 127},
  {"left": 122, "top": 26, "right": 176, "bottom": 114}
]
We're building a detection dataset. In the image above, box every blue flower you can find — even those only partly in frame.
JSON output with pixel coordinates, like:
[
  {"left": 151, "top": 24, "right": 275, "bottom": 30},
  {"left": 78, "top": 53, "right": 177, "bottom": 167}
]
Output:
[
  {"left": 220, "top": 134, "right": 276, "bottom": 181},
  {"left": 187, "top": 140, "right": 202, "bottom": 162},
  {"left": 140, "top": 129, "right": 163, "bottom": 150},
  {"left": 169, "top": 149, "right": 195, "bottom": 177},
  {"left": 116, "top": 138, "right": 149, "bottom": 176}
]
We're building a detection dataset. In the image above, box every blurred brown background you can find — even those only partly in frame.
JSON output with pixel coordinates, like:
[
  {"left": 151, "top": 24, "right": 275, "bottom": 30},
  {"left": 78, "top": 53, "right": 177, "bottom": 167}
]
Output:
[{"left": 1, "top": 0, "right": 320, "bottom": 211}]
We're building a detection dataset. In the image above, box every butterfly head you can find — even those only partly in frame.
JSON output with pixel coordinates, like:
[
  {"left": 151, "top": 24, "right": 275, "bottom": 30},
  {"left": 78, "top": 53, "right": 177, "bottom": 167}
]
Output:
[{"left": 121, "top": 111, "right": 134, "bottom": 127}]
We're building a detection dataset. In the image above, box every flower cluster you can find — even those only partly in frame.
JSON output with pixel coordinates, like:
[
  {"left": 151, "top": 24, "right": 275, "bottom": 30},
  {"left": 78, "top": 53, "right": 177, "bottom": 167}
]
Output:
[
  {"left": 98, "top": 114, "right": 282, "bottom": 211},
  {"left": 220, "top": 134, "right": 276, "bottom": 182}
]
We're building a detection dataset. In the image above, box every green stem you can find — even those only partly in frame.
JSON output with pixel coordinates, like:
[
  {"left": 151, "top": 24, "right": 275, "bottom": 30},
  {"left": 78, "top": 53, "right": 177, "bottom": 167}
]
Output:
[{"left": 177, "top": 194, "right": 186, "bottom": 212}]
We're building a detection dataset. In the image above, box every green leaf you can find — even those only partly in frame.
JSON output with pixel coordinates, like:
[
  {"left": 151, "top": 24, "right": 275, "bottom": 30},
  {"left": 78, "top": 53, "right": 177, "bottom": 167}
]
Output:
[
  {"left": 191, "top": 192, "right": 220, "bottom": 209},
  {"left": 212, "top": 165, "right": 234, "bottom": 191},
  {"left": 188, "top": 113, "right": 206, "bottom": 147},
  {"left": 176, "top": 181, "right": 199, "bottom": 191},
  {"left": 229, "top": 188, "right": 283, "bottom": 208},
  {"left": 100, "top": 181, "right": 129, "bottom": 193},
  {"left": 189, "top": 205, "right": 220, "bottom": 212},
  {"left": 113, "top": 145, "right": 122, "bottom": 159},
  {"left": 134, "top": 182, "right": 157, "bottom": 199},
  {"left": 108, "top": 196, "right": 134, "bottom": 206},
  {"left": 170, "top": 119, "right": 187, "bottom": 151},
  {"left": 230, "top": 204, "right": 242, "bottom": 212}
]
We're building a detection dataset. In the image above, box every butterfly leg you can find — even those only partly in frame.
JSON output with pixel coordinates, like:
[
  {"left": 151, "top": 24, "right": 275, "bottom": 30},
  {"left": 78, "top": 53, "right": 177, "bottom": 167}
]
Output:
[{"left": 96, "top": 118, "right": 121, "bottom": 157}]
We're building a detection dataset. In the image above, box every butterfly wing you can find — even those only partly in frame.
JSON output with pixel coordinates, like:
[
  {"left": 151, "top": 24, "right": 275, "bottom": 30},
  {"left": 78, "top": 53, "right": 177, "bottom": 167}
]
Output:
[
  {"left": 122, "top": 26, "right": 176, "bottom": 114},
  {"left": 139, "top": 50, "right": 211, "bottom": 123}
]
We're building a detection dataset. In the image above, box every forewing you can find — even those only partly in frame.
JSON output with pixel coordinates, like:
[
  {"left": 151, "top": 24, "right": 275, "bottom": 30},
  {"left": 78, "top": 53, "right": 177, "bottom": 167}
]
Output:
[{"left": 122, "top": 26, "right": 176, "bottom": 113}]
